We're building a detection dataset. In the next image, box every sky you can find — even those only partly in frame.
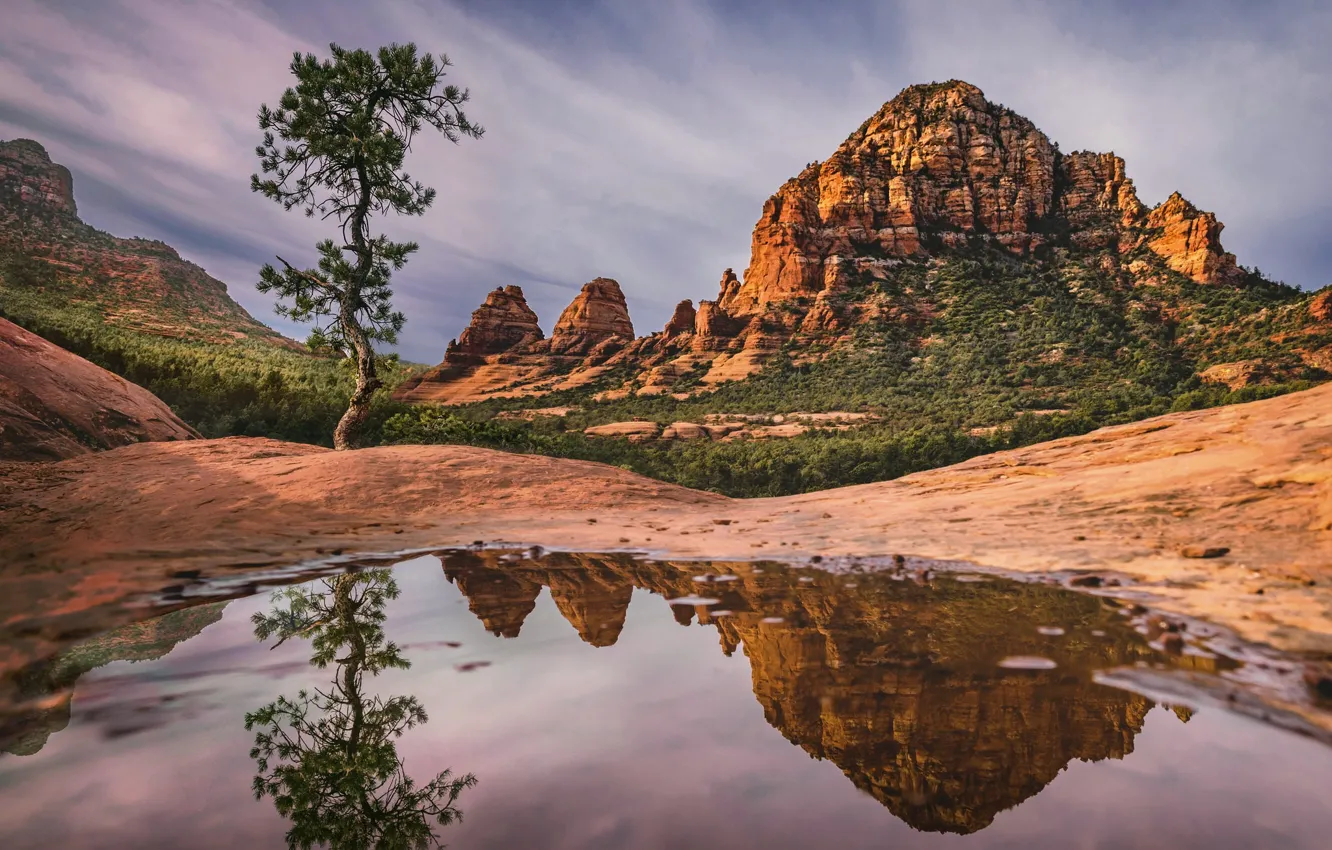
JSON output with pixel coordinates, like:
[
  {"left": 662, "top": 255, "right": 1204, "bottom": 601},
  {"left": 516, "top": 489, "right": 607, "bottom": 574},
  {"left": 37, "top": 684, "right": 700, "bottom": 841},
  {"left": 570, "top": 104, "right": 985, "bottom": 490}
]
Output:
[{"left": 2, "top": 0, "right": 1330, "bottom": 364}]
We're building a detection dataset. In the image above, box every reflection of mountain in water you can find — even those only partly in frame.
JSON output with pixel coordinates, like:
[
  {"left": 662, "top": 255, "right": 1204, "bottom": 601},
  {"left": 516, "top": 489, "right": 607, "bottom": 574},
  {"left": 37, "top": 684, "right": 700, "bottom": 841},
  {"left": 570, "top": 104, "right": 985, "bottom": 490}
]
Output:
[
  {"left": 440, "top": 552, "right": 1218, "bottom": 835},
  {"left": 0, "top": 602, "right": 227, "bottom": 756},
  {"left": 443, "top": 556, "right": 632, "bottom": 647}
]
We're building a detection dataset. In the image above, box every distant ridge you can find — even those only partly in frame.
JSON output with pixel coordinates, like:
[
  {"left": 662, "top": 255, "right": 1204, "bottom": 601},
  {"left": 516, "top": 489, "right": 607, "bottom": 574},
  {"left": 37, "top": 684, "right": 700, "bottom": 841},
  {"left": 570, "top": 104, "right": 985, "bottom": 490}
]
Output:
[{"left": 0, "top": 137, "right": 292, "bottom": 347}]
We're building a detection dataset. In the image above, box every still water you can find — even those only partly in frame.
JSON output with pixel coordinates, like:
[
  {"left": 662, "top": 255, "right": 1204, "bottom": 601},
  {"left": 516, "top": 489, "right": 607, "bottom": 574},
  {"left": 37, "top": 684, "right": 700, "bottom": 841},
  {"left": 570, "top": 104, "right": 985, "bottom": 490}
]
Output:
[{"left": 2, "top": 551, "right": 1331, "bottom": 849}]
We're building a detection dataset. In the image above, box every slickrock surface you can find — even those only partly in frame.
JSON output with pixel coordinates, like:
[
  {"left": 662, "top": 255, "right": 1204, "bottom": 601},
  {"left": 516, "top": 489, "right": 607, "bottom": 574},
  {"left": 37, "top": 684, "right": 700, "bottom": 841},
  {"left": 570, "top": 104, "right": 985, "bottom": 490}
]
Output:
[
  {"left": 0, "top": 317, "right": 198, "bottom": 461},
  {"left": 2, "top": 382, "right": 1330, "bottom": 662}
]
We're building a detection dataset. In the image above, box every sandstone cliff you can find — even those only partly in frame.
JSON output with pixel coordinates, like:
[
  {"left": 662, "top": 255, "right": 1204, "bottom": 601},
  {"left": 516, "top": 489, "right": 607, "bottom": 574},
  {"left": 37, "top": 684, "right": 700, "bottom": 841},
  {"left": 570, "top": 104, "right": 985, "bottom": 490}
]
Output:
[
  {"left": 0, "top": 316, "right": 199, "bottom": 461},
  {"left": 549, "top": 277, "right": 635, "bottom": 355}
]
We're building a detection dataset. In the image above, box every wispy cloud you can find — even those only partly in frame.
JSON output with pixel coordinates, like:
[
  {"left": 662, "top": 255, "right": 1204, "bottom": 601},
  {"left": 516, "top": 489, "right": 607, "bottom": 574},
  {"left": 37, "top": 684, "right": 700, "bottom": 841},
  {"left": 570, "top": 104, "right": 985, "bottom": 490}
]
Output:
[{"left": 2, "top": 0, "right": 1328, "bottom": 361}]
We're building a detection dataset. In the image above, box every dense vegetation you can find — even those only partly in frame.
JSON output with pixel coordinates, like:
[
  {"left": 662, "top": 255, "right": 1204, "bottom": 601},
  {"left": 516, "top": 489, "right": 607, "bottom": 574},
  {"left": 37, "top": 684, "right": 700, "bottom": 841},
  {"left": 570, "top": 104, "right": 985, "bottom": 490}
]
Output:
[
  {"left": 4, "top": 240, "right": 1326, "bottom": 496},
  {"left": 380, "top": 245, "right": 1323, "bottom": 494},
  {"left": 0, "top": 255, "right": 417, "bottom": 445}
]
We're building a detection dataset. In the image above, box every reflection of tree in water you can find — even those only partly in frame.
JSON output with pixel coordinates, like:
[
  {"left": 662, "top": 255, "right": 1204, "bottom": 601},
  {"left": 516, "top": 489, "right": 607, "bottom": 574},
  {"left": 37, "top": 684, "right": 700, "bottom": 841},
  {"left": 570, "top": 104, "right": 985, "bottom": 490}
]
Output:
[{"left": 246, "top": 570, "right": 475, "bottom": 849}]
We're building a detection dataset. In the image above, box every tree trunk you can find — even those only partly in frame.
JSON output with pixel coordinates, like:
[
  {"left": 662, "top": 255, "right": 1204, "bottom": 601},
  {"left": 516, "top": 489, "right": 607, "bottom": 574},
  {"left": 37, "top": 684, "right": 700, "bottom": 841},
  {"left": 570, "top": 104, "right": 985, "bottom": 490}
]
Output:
[{"left": 333, "top": 321, "right": 382, "bottom": 451}]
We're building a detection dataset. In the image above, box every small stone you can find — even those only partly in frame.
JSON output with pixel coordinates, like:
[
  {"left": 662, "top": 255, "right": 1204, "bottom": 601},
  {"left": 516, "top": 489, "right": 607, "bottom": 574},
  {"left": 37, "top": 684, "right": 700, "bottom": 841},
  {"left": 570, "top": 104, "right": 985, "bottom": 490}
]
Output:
[
  {"left": 1180, "top": 545, "right": 1230, "bottom": 559},
  {"left": 1069, "top": 575, "right": 1103, "bottom": 588}
]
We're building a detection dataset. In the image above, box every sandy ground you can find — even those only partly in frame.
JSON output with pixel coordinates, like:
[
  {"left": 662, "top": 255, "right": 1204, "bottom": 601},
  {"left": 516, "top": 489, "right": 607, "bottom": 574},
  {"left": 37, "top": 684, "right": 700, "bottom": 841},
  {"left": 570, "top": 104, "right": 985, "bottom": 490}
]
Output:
[{"left": 1, "top": 382, "right": 1330, "bottom": 668}]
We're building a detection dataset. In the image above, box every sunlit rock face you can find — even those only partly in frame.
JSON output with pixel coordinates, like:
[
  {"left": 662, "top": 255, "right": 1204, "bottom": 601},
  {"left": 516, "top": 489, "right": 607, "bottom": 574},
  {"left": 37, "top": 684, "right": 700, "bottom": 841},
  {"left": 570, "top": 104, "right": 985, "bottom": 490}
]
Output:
[
  {"left": 549, "top": 278, "right": 636, "bottom": 356},
  {"left": 393, "top": 277, "right": 639, "bottom": 404},
  {"left": 722, "top": 79, "right": 1239, "bottom": 323},
  {"left": 439, "top": 553, "right": 1208, "bottom": 834},
  {"left": 448, "top": 286, "right": 544, "bottom": 363},
  {"left": 399, "top": 79, "right": 1272, "bottom": 403}
]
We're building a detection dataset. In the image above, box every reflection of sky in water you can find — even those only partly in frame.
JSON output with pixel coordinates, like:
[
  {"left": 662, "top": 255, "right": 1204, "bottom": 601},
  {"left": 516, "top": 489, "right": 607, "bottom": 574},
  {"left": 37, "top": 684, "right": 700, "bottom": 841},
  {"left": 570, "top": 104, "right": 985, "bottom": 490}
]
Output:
[{"left": 2, "top": 555, "right": 1331, "bottom": 850}]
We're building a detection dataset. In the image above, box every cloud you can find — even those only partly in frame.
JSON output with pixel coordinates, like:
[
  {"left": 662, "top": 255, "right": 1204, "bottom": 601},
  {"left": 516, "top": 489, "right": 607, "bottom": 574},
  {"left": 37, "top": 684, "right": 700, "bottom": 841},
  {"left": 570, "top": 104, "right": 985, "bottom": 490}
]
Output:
[{"left": 1, "top": 0, "right": 1328, "bottom": 362}]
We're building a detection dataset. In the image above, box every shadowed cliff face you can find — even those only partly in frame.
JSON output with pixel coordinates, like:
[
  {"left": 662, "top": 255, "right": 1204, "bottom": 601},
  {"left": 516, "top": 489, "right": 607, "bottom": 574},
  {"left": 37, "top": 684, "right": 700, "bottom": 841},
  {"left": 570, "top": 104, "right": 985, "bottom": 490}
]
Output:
[{"left": 439, "top": 552, "right": 1222, "bottom": 834}]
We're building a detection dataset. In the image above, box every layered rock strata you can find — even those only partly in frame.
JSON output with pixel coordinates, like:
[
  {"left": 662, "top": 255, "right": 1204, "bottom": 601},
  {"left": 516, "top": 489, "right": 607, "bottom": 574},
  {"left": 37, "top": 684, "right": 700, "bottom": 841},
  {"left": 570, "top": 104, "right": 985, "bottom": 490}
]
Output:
[
  {"left": 549, "top": 277, "right": 635, "bottom": 355},
  {"left": 445, "top": 285, "right": 543, "bottom": 364},
  {"left": 395, "top": 279, "right": 641, "bottom": 404}
]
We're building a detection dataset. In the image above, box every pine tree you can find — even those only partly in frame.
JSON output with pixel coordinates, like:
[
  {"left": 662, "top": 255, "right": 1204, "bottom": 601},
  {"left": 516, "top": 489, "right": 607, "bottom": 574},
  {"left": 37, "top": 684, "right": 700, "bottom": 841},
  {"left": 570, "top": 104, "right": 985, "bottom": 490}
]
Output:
[{"left": 252, "top": 42, "right": 482, "bottom": 448}]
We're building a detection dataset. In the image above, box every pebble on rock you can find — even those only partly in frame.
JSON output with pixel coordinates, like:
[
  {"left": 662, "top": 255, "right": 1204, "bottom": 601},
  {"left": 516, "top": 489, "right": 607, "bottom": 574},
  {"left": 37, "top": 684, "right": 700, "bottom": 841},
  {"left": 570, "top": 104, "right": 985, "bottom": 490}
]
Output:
[{"left": 1180, "top": 545, "right": 1230, "bottom": 559}]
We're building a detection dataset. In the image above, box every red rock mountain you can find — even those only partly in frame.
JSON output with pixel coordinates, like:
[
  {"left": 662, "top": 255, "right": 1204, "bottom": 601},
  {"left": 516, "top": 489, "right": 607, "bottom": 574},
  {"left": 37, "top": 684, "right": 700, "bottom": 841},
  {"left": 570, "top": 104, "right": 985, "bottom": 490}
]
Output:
[
  {"left": 0, "top": 138, "right": 285, "bottom": 345},
  {"left": 397, "top": 80, "right": 1327, "bottom": 406},
  {"left": 0, "top": 316, "right": 198, "bottom": 461}
]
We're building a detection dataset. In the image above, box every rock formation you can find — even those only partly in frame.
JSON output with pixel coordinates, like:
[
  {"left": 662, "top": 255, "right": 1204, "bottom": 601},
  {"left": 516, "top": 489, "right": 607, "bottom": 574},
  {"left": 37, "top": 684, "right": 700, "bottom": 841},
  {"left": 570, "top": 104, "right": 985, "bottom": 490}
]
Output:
[
  {"left": 438, "top": 553, "right": 1213, "bottom": 834},
  {"left": 0, "top": 316, "right": 199, "bottom": 461},
  {"left": 1144, "top": 192, "right": 1240, "bottom": 285},
  {"left": 445, "top": 285, "right": 544, "bottom": 364},
  {"left": 0, "top": 138, "right": 77, "bottom": 225},
  {"left": 549, "top": 277, "right": 635, "bottom": 355},
  {"left": 395, "top": 277, "right": 641, "bottom": 404},
  {"left": 0, "top": 138, "right": 286, "bottom": 346},
  {"left": 662, "top": 300, "right": 696, "bottom": 337},
  {"left": 398, "top": 80, "right": 1326, "bottom": 406}
]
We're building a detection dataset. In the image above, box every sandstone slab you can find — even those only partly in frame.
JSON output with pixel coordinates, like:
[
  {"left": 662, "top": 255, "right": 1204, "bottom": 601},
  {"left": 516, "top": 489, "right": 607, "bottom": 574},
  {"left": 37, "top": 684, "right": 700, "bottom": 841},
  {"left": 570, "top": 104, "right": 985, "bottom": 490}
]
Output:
[{"left": 0, "top": 317, "right": 198, "bottom": 461}]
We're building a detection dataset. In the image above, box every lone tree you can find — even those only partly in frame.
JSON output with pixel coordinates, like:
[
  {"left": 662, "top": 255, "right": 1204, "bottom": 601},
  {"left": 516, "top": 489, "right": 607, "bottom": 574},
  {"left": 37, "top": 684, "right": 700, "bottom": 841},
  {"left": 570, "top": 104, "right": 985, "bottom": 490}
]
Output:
[{"left": 252, "top": 43, "right": 482, "bottom": 449}]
